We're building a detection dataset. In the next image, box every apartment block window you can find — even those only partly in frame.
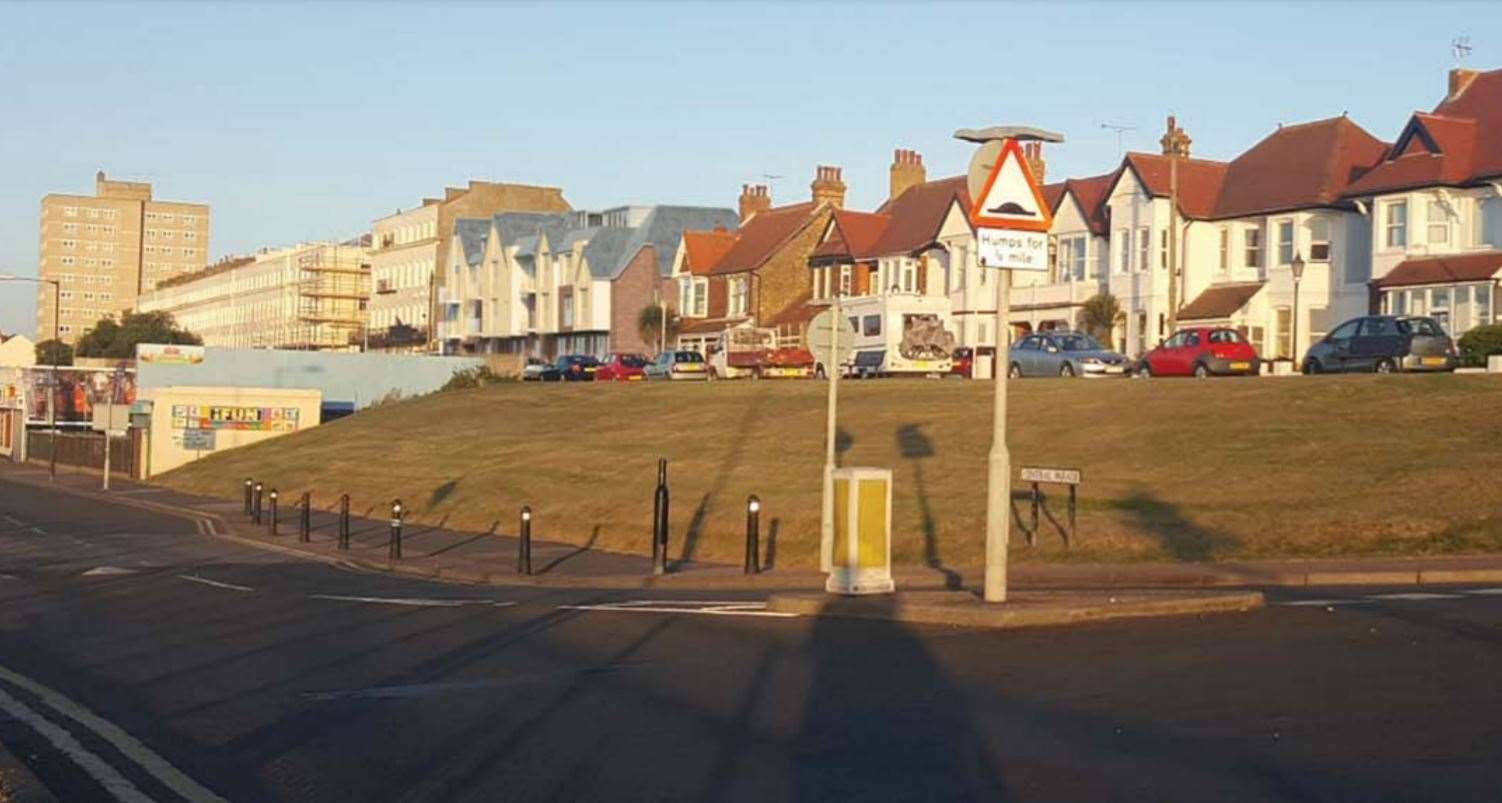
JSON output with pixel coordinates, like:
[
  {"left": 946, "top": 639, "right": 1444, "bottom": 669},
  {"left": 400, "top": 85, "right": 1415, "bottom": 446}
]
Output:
[
  {"left": 1427, "top": 199, "right": 1450, "bottom": 244},
  {"left": 1385, "top": 200, "right": 1408, "bottom": 248},
  {"left": 63, "top": 223, "right": 77, "bottom": 233},
  {"left": 1136, "top": 228, "right": 1149, "bottom": 271},
  {"left": 1244, "top": 227, "right": 1262, "bottom": 268},
  {"left": 1277, "top": 219, "right": 1294, "bottom": 265},
  {"left": 63, "top": 207, "right": 77, "bottom": 217},
  {"left": 86, "top": 208, "right": 99, "bottom": 219},
  {"left": 730, "top": 276, "right": 749, "bottom": 316},
  {"left": 1309, "top": 217, "right": 1331, "bottom": 262}
]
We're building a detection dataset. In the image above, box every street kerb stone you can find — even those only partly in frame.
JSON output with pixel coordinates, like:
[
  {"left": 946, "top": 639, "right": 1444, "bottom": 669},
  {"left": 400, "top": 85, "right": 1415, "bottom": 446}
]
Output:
[{"left": 765, "top": 589, "right": 1265, "bottom": 630}]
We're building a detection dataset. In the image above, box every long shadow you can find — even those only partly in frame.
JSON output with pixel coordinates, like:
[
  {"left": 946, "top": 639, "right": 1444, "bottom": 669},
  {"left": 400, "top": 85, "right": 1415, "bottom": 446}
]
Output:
[
  {"left": 537, "top": 525, "right": 601, "bottom": 575},
  {"left": 675, "top": 391, "right": 766, "bottom": 569},
  {"left": 1118, "top": 489, "right": 1238, "bottom": 561},
  {"left": 764, "top": 517, "right": 780, "bottom": 570},
  {"left": 897, "top": 424, "right": 961, "bottom": 590},
  {"left": 794, "top": 597, "right": 1011, "bottom": 801}
]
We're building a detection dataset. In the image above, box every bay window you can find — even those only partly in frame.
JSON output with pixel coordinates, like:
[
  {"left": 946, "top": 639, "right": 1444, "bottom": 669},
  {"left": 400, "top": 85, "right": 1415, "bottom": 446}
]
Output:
[
  {"left": 1217, "top": 227, "right": 1229, "bottom": 271},
  {"left": 1276, "top": 219, "right": 1294, "bottom": 265},
  {"left": 730, "top": 276, "right": 749, "bottom": 316},
  {"left": 1244, "top": 227, "right": 1262, "bottom": 268},
  {"left": 1426, "top": 199, "right": 1450, "bottom": 245},
  {"left": 1136, "top": 227, "right": 1148, "bottom": 272},
  {"left": 1385, "top": 200, "right": 1408, "bottom": 248},
  {"left": 1309, "top": 217, "right": 1331, "bottom": 262}
]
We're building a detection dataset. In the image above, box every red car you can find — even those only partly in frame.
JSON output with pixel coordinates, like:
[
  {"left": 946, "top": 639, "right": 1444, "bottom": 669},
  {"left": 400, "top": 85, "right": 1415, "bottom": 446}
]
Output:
[
  {"left": 595, "top": 353, "right": 649, "bottom": 382},
  {"left": 949, "top": 347, "right": 974, "bottom": 378},
  {"left": 1138, "top": 326, "right": 1260, "bottom": 378}
]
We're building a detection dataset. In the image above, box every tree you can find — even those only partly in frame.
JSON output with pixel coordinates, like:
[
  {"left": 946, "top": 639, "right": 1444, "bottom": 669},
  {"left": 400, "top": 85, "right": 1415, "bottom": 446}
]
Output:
[
  {"left": 637, "top": 303, "right": 680, "bottom": 352},
  {"left": 74, "top": 311, "right": 202, "bottom": 359},
  {"left": 34, "top": 339, "right": 73, "bottom": 366},
  {"left": 1080, "top": 292, "right": 1123, "bottom": 345}
]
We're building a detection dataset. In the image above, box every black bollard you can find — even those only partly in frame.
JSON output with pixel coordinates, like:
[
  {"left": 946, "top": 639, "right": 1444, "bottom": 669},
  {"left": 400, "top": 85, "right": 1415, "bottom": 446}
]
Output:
[
  {"left": 518, "top": 506, "right": 532, "bottom": 575},
  {"left": 389, "top": 499, "right": 404, "bottom": 559},
  {"left": 1028, "top": 482, "right": 1040, "bottom": 547},
  {"left": 253, "top": 482, "right": 264, "bottom": 525},
  {"left": 268, "top": 489, "right": 279, "bottom": 536},
  {"left": 651, "top": 458, "right": 669, "bottom": 576},
  {"left": 744, "top": 495, "right": 761, "bottom": 574},
  {"left": 338, "top": 494, "right": 350, "bottom": 550},
  {"left": 243, "top": 478, "right": 253, "bottom": 516},
  {"left": 299, "top": 492, "right": 311, "bottom": 543}
]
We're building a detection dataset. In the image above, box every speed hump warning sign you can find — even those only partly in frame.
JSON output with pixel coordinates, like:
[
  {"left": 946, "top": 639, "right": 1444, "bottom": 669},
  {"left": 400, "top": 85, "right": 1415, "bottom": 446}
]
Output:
[{"left": 969, "top": 138, "right": 1052, "bottom": 270}]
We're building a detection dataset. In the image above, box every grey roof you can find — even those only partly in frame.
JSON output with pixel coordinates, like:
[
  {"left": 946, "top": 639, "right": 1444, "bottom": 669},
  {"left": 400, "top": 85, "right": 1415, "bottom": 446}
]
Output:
[
  {"left": 453, "top": 218, "right": 492, "bottom": 266},
  {"left": 461, "top": 206, "right": 737, "bottom": 280}
]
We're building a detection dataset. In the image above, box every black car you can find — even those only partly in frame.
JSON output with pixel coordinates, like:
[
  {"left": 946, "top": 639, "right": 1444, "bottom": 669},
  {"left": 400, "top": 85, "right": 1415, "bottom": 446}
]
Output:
[
  {"left": 554, "top": 354, "right": 600, "bottom": 381},
  {"left": 1301, "top": 315, "right": 1458, "bottom": 374}
]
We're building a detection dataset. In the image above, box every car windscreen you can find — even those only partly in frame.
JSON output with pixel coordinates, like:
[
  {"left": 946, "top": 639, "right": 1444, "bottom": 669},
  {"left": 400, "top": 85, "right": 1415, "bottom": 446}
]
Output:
[
  {"left": 1056, "top": 334, "right": 1103, "bottom": 351},
  {"left": 1208, "top": 329, "right": 1243, "bottom": 344},
  {"left": 620, "top": 356, "right": 647, "bottom": 367},
  {"left": 674, "top": 352, "right": 704, "bottom": 362},
  {"left": 1397, "top": 318, "right": 1445, "bottom": 337}
]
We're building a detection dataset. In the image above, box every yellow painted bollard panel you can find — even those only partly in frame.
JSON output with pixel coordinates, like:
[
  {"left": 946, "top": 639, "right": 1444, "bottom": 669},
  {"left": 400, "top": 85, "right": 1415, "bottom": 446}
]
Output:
[{"left": 826, "top": 467, "right": 895, "bottom": 595}]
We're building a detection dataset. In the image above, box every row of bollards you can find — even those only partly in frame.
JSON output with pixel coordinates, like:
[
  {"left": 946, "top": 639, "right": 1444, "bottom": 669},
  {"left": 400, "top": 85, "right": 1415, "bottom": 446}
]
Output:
[{"left": 240, "top": 458, "right": 767, "bottom": 578}]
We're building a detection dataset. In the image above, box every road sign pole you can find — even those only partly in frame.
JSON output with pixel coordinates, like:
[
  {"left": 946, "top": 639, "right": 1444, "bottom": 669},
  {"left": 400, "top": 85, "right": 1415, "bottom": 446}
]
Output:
[
  {"left": 820, "top": 292, "right": 840, "bottom": 573},
  {"left": 984, "top": 268, "right": 1013, "bottom": 602}
]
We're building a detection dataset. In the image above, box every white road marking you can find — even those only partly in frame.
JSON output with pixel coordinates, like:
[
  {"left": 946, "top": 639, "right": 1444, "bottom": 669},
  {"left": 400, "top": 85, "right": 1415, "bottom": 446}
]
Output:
[
  {"left": 0, "top": 685, "right": 154, "bottom": 802},
  {"left": 1368, "top": 592, "right": 1465, "bottom": 601},
  {"left": 1276, "top": 599, "right": 1372, "bottom": 607},
  {"left": 176, "top": 574, "right": 253, "bottom": 592},
  {"left": 0, "top": 574, "right": 16, "bottom": 581},
  {"left": 1460, "top": 587, "right": 1502, "bottom": 595},
  {"left": 308, "top": 594, "right": 515, "bottom": 608},
  {"left": 0, "top": 663, "right": 229, "bottom": 802},
  {"left": 29, "top": 526, "right": 45, "bottom": 535},
  {"left": 82, "top": 566, "right": 136, "bottom": 577},
  {"left": 559, "top": 600, "right": 798, "bottom": 618}
]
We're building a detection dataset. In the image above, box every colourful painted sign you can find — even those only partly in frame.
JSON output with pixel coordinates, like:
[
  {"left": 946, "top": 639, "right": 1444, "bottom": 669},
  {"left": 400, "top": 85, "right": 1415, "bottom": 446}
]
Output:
[{"left": 170, "top": 404, "right": 300, "bottom": 432}]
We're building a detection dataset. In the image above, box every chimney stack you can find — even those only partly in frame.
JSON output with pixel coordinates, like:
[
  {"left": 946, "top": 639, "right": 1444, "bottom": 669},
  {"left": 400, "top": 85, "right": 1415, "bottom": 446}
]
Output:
[
  {"left": 810, "top": 165, "right": 846, "bottom": 209},
  {"left": 1022, "top": 142, "right": 1046, "bottom": 185},
  {"left": 1449, "top": 67, "right": 1480, "bottom": 100},
  {"left": 1160, "top": 115, "right": 1192, "bottom": 158},
  {"left": 889, "top": 148, "right": 927, "bottom": 202},
  {"left": 739, "top": 184, "right": 772, "bottom": 222}
]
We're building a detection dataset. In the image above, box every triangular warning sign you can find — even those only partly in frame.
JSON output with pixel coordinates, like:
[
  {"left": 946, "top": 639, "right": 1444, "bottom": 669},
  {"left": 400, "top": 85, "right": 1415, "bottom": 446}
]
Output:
[{"left": 969, "top": 139, "right": 1053, "bottom": 232}]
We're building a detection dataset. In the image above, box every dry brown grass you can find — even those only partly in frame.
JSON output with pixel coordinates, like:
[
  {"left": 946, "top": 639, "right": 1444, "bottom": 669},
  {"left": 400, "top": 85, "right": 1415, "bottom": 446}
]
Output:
[{"left": 157, "top": 373, "right": 1502, "bottom": 567}]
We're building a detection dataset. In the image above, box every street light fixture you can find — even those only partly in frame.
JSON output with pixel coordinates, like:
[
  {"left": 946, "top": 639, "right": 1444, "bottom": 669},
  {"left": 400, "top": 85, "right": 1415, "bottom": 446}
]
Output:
[
  {"left": 1290, "top": 252, "right": 1306, "bottom": 370},
  {"left": 0, "top": 273, "right": 61, "bottom": 482}
]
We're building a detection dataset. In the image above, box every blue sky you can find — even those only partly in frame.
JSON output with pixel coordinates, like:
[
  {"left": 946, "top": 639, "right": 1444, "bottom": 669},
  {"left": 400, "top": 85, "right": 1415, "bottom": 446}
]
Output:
[{"left": 1, "top": 0, "right": 1497, "bottom": 335}]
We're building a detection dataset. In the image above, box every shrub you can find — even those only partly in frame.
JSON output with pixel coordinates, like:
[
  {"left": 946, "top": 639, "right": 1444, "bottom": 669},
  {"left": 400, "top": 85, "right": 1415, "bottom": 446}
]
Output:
[
  {"left": 1457, "top": 324, "right": 1502, "bottom": 367},
  {"left": 440, "top": 366, "right": 505, "bottom": 391}
]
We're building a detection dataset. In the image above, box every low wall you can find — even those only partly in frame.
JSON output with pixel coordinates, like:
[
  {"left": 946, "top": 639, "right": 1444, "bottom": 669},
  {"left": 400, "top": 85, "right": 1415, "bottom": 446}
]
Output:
[{"left": 26, "top": 431, "right": 138, "bottom": 478}]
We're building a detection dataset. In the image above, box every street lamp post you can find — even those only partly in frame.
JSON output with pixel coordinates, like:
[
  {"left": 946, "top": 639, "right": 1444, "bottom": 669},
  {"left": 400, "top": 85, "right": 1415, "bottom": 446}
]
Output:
[
  {"left": 0, "top": 274, "right": 61, "bottom": 482},
  {"left": 1290, "top": 252, "right": 1306, "bottom": 370}
]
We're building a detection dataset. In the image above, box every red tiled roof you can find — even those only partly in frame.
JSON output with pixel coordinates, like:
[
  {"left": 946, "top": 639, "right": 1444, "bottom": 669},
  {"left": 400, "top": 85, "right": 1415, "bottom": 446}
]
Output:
[
  {"left": 1373, "top": 252, "right": 1502, "bottom": 288},
  {"left": 1178, "top": 282, "right": 1266, "bottom": 321},
  {"left": 869, "top": 174, "right": 970, "bottom": 255},
  {"left": 709, "top": 201, "right": 820, "bottom": 275},
  {"left": 1041, "top": 181, "right": 1066, "bottom": 211},
  {"left": 681, "top": 230, "right": 736, "bottom": 276},
  {"left": 1345, "top": 68, "right": 1502, "bottom": 196},
  {"left": 1051, "top": 170, "right": 1119, "bottom": 235},
  {"left": 810, "top": 209, "right": 890, "bottom": 261},
  {"left": 1122, "top": 153, "right": 1229, "bottom": 219},
  {"left": 1213, "top": 116, "right": 1389, "bottom": 218}
]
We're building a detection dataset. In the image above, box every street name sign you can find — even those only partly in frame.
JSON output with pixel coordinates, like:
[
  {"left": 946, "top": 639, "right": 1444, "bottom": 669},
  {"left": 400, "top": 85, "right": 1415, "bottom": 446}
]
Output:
[
  {"left": 968, "top": 138, "right": 1053, "bottom": 270},
  {"left": 1019, "top": 466, "right": 1081, "bottom": 485}
]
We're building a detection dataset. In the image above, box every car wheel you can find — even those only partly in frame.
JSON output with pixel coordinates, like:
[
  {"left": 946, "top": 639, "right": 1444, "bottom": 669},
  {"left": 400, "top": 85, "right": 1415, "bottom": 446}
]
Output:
[
  {"left": 1302, "top": 359, "right": 1320, "bottom": 375},
  {"left": 1138, "top": 363, "right": 1152, "bottom": 378},
  {"left": 1374, "top": 358, "right": 1396, "bottom": 374},
  {"left": 1008, "top": 363, "right": 1022, "bottom": 379},
  {"left": 1193, "top": 363, "right": 1210, "bottom": 379},
  {"left": 1058, "top": 363, "right": 1074, "bottom": 378},
  {"left": 814, "top": 364, "right": 826, "bottom": 380}
]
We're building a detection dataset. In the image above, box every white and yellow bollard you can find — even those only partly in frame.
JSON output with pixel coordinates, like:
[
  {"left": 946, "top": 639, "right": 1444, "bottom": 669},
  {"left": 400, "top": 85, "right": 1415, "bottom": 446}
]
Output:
[{"left": 825, "top": 467, "right": 895, "bottom": 595}]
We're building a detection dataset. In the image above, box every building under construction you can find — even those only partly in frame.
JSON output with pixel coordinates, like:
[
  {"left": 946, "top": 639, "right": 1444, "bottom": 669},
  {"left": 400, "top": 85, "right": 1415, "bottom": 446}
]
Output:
[{"left": 138, "top": 242, "right": 371, "bottom": 351}]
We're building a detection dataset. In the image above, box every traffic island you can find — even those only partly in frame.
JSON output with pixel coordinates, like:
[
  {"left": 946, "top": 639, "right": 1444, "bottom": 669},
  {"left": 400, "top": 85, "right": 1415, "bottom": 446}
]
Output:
[{"left": 765, "top": 588, "right": 1265, "bottom": 630}]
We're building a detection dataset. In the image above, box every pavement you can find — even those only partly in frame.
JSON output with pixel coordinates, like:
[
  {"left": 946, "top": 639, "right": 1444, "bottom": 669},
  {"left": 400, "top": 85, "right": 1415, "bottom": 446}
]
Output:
[
  {"left": 2, "top": 473, "right": 1502, "bottom": 801},
  {"left": 9, "top": 460, "right": 1502, "bottom": 594}
]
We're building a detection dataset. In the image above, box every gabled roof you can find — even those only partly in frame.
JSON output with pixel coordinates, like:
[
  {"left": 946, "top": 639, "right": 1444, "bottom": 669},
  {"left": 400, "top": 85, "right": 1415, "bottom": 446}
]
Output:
[
  {"left": 1121, "top": 153, "right": 1229, "bottom": 219},
  {"left": 1214, "top": 116, "right": 1388, "bottom": 218},
  {"left": 1373, "top": 252, "right": 1502, "bottom": 288},
  {"left": 681, "top": 229, "right": 738, "bottom": 276},
  {"left": 474, "top": 207, "right": 736, "bottom": 280},
  {"left": 710, "top": 201, "right": 821, "bottom": 275},
  {"left": 623, "top": 206, "right": 739, "bottom": 278},
  {"left": 810, "top": 209, "right": 890, "bottom": 262},
  {"left": 453, "top": 218, "right": 493, "bottom": 266},
  {"left": 869, "top": 175, "right": 970, "bottom": 256},
  {"left": 1178, "top": 282, "right": 1266, "bottom": 321},
  {"left": 1051, "top": 170, "right": 1119, "bottom": 235},
  {"left": 1344, "top": 68, "right": 1502, "bottom": 196}
]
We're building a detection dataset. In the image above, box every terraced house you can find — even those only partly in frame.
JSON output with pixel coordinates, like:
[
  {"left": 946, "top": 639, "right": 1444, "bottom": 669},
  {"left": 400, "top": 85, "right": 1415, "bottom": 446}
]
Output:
[{"left": 440, "top": 205, "right": 736, "bottom": 358}]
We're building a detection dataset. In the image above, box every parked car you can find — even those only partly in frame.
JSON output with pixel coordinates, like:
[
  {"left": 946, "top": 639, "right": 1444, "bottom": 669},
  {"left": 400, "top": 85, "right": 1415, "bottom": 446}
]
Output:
[
  {"left": 1008, "top": 331, "right": 1131, "bottom": 378},
  {"left": 950, "top": 347, "right": 975, "bottom": 378},
  {"left": 521, "top": 356, "right": 560, "bottom": 382},
  {"left": 554, "top": 354, "right": 600, "bottom": 381},
  {"left": 1301, "top": 315, "right": 1458, "bottom": 374},
  {"left": 595, "top": 353, "right": 649, "bottom": 382},
  {"left": 1138, "top": 326, "right": 1260, "bottom": 378},
  {"left": 644, "top": 350, "right": 708, "bottom": 381}
]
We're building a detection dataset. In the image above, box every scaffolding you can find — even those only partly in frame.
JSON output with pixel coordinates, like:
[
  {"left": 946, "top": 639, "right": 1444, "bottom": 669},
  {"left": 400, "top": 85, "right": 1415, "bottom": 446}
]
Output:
[{"left": 292, "top": 245, "right": 370, "bottom": 351}]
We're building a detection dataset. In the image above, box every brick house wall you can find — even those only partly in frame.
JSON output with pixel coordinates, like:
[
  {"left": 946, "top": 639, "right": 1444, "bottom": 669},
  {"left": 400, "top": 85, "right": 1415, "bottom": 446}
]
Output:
[
  {"left": 754, "top": 206, "right": 834, "bottom": 321},
  {"left": 608, "top": 246, "right": 661, "bottom": 354}
]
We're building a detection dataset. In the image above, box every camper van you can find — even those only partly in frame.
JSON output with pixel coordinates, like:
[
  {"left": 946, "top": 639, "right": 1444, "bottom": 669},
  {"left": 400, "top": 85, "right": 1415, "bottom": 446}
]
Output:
[{"left": 841, "top": 294, "right": 956, "bottom": 377}]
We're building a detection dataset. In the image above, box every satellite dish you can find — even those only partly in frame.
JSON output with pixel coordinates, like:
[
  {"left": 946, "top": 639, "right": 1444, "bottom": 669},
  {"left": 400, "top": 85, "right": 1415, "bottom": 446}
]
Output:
[{"left": 808, "top": 309, "right": 856, "bottom": 365}]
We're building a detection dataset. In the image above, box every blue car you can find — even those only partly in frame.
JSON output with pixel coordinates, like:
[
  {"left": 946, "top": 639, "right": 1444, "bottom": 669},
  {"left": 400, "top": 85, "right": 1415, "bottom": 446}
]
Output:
[{"left": 1008, "top": 331, "right": 1130, "bottom": 378}]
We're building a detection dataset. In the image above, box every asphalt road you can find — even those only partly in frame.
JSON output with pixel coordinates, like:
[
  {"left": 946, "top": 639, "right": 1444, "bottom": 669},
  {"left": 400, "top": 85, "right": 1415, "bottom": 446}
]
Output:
[{"left": 1, "top": 478, "right": 1500, "bottom": 802}]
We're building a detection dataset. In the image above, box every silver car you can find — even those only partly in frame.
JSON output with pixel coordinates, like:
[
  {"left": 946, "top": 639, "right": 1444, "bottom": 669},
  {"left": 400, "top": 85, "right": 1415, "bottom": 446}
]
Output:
[{"left": 1008, "top": 331, "right": 1131, "bottom": 378}]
